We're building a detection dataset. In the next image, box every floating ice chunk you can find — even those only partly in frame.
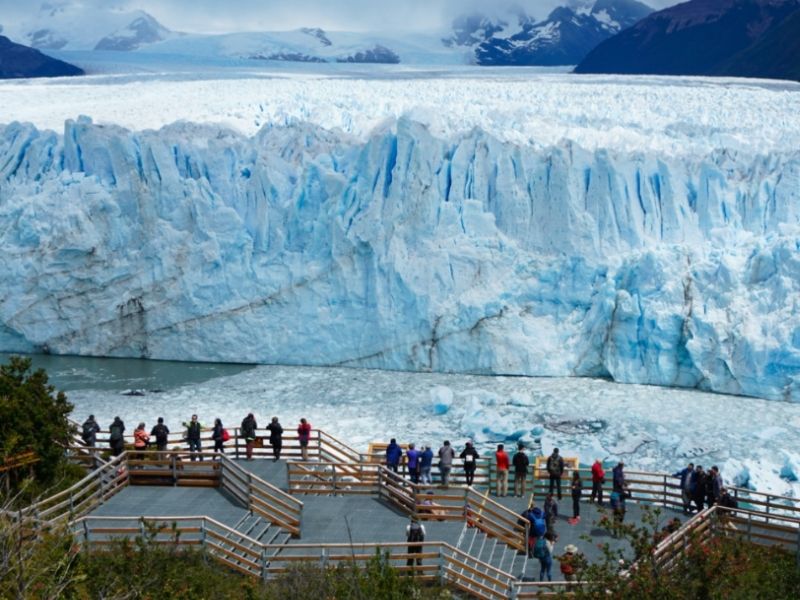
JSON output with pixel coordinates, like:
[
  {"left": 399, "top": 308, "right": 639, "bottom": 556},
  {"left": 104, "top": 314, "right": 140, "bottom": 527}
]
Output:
[{"left": 429, "top": 385, "right": 454, "bottom": 415}]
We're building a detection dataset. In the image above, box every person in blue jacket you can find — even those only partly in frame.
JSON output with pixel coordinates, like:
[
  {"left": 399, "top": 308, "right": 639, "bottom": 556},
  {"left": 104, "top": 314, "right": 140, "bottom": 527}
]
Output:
[
  {"left": 612, "top": 461, "right": 626, "bottom": 493},
  {"left": 407, "top": 443, "right": 420, "bottom": 483},
  {"left": 419, "top": 444, "right": 434, "bottom": 485},
  {"left": 673, "top": 462, "right": 695, "bottom": 514},
  {"left": 386, "top": 438, "right": 402, "bottom": 473}
]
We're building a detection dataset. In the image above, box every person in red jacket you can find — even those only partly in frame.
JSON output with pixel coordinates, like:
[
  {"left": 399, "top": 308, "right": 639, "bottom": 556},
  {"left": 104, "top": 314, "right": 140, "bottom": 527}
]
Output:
[
  {"left": 495, "top": 444, "right": 510, "bottom": 497},
  {"left": 590, "top": 459, "right": 605, "bottom": 505},
  {"left": 297, "top": 418, "right": 312, "bottom": 460}
]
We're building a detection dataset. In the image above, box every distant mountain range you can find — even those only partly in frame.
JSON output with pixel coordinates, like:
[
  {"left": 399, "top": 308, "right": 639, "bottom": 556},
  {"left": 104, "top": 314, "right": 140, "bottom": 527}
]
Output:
[
  {"left": 575, "top": 0, "right": 800, "bottom": 80},
  {"left": 0, "top": 34, "right": 82, "bottom": 78},
  {"left": 444, "top": 0, "right": 654, "bottom": 66}
]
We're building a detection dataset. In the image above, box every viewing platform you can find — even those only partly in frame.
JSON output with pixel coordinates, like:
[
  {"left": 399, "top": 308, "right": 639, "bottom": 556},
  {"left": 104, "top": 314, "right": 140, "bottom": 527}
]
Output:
[{"left": 19, "top": 423, "right": 800, "bottom": 599}]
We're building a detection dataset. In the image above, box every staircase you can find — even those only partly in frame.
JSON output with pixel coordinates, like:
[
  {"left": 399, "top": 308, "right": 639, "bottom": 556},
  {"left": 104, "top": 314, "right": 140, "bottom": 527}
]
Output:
[
  {"left": 450, "top": 522, "right": 528, "bottom": 594},
  {"left": 208, "top": 511, "right": 292, "bottom": 577}
]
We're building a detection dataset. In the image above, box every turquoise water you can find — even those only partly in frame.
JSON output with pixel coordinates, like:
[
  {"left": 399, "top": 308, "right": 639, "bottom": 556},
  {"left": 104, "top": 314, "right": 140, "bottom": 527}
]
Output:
[{"left": 0, "top": 352, "right": 253, "bottom": 392}]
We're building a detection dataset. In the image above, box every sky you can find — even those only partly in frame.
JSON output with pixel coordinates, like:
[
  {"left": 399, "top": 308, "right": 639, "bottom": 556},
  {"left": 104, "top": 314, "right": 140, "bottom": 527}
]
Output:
[{"left": 0, "top": 1, "right": 685, "bottom": 34}]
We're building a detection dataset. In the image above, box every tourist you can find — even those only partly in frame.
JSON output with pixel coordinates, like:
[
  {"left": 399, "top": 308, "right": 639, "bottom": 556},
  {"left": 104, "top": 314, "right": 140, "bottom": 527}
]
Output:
[
  {"left": 386, "top": 438, "right": 402, "bottom": 472},
  {"left": 407, "top": 443, "right": 420, "bottom": 483},
  {"left": 560, "top": 544, "right": 580, "bottom": 583},
  {"left": 438, "top": 440, "right": 455, "bottom": 488},
  {"left": 535, "top": 531, "right": 556, "bottom": 581},
  {"left": 709, "top": 466, "right": 723, "bottom": 506},
  {"left": 266, "top": 417, "right": 283, "bottom": 461},
  {"left": 495, "top": 444, "right": 509, "bottom": 497},
  {"left": 612, "top": 461, "right": 626, "bottom": 494},
  {"left": 405, "top": 517, "right": 426, "bottom": 568},
  {"left": 547, "top": 448, "right": 565, "bottom": 499},
  {"left": 543, "top": 493, "right": 559, "bottom": 536},
  {"left": 692, "top": 466, "right": 706, "bottom": 512},
  {"left": 512, "top": 442, "right": 530, "bottom": 497},
  {"left": 133, "top": 422, "right": 149, "bottom": 462},
  {"left": 522, "top": 502, "right": 548, "bottom": 558},
  {"left": 241, "top": 413, "right": 257, "bottom": 460},
  {"left": 183, "top": 414, "right": 203, "bottom": 461},
  {"left": 673, "top": 462, "right": 695, "bottom": 514},
  {"left": 109, "top": 416, "right": 125, "bottom": 457},
  {"left": 297, "top": 418, "right": 312, "bottom": 461},
  {"left": 419, "top": 444, "right": 434, "bottom": 485},
  {"left": 570, "top": 470, "right": 583, "bottom": 523},
  {"left": 212, "top": 418, "right": 225, "bottom": 453},
  {"left": 590, "top": 459, "right": 605, "bottom": 505},
  {"left": 81, "top": 415, "right": 101, "bottom": 448},
  {"left": 150, "top": 417, "right": 170, "bottom": 452},
  {"left": 458, "top": 441, "right": 478, "bottom": 487}
]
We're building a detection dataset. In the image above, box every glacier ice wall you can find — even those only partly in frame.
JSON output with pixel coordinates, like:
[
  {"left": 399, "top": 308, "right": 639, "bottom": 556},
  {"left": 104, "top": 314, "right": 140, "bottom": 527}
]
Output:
[{"left": 1, "top": 116, "right": 799, "bottom": 401}]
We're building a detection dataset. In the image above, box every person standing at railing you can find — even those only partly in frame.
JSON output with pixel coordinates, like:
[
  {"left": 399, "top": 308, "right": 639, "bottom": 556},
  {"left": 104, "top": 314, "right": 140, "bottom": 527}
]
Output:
[
  {"left": 547, "top": 448, "right": 565, "bottom": 500},
  {"left": 673, "top": 462, "right": 695, "bottom": 514},
  {"left": 495, "top": 444, "right": 509, "bottom": 497},
  {"left": 150, "top": 417, "right": 170, "bottom": 452},
  {"left": 386, "top": 438, "right": 402, "bottom": 472},
  {"left": 297, "top": 418, "right": 312, "bottom": 461},
  {"left": 267, "top": 417, "right": 283, "bottom": 462},
  {"left": 109, "top": 416, "right": 125, "bottom": 457},
  {"left": 81, "top": 415, "right": 101, "bottom": 448},
  {"left": 419, "top": 444, "right": 433, "bottom": 485},
  {"left": 512, "top": 442, "right": 530, "bottom": 497},
  {"left": 183, "top": 414, "right": 203, "bottom": 461},
  {"left": 590, "top": 459, "right": 605, "bottom": 505},
  {"left": 438, "top": 440, "right": 455, "bottom": 488},
  {"left": 406, "top": 443, "right": 420, "bottom": 484},
  {"left": 241, "top": 413, "right": 257, "bottom": 460},
  {"left": 612, "top": 461, "right": 626, "bottom": 494},
  {"left": 569, "top": 470, "right": 583, "bottom": 524},
  {"left": 692, "top": 465, "right": 706, "bottom": 512},
  {"left": 211, "top": 419, "right": 225, "bottom": 453},
  {"left": 459, "top": 441, "right": 478, "bottom": 487},
  {"left": 708, "top": 466, "right": 723, "bottom": 507},
  {"left": 133, "top": 423, "right": 149, "bottom": 463}
]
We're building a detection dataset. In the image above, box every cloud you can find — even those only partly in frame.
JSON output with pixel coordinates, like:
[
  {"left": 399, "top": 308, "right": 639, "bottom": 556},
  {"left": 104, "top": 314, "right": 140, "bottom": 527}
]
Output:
[{"left": 0, "top": 0, "right": 685, "bottom": 35}]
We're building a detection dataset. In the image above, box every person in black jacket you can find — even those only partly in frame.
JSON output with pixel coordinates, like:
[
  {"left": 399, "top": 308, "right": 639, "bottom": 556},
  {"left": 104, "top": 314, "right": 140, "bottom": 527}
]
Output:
[
  {"left": 460, "top": 442, "right": 479, "bottom": 487},
  {"left": 241, "top": 413, "right": 257, "bottom": 460},
  {"left": 692, "top": 465, "right": 706, "bottom": 513},
  {"left": 513, "top": 443, "right": 530, "bottom": 497},
  {"left": 266, "top": 417, "right": 283, "bottom": 461},
  {"left": 570, "top": 471, "right": 583, "bottom": 522},
  {"left": 150, "top": 417, "right": 170, "bottom": 452},
  {"left": 212, "top": 418, "right": 225, "bottom": 453},
  {"left": 547, "top": 448, "right": 565, "bottom": 500},
  {"left": 81, "top": 415, "right": 101, "bottom": 448},
  {"left": 109, "top": 416, "right": 125, "bottom": 456},
  {"left": 183, "top": 414, "right": 203, "bottom": 461}
]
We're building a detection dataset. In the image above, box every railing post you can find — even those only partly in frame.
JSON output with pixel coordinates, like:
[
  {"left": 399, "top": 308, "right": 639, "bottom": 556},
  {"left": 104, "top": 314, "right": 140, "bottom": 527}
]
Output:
[
  {"left": 332, "top": 465, "right": 338, "bottom": 495},
  {"left": 171, "top": 454, "right": 177, "bottom": 487},
  {"left": 235, "top": 428, "right": 240, "bottom": 459},
  {"left": 320, "top": 547, "right": 328, "bottom": 568},
  {"left": 140, "top": 516, "right": 146, "bottom": 538},
  {"left": 509, "top": 580, "right": 518, "bottom": 600},
  {"left": 662, "top": 475, "right": 668, "bottom": 507},
  {"left": 747, "top": 511, "right": 752, "bottom": 543},
  {"left": 261, "top": 546, "right": 269, "bottom": 580},
  {"left": 795, "top": 526, "right": 800, "bottom": 567},
  {"left": 766, "top": 495, "right": 771, "bottom": 524},
  {"left": 438, "top": 545, "right": 446, "bottom": 585},
  {"left": 200, "top": 519, "right": 206, "bottom": 549},
  {"left": 83, "top": 519, "right": 90, "bottom": 547},
  {"left": 317, "top": 432, "right": 322, "bottom": 461}
]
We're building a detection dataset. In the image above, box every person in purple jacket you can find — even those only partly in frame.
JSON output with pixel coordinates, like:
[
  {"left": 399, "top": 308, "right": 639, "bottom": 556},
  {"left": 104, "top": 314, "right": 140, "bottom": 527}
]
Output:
[{"left": 407, "top": 443, "right": 420, "bottom": 484}]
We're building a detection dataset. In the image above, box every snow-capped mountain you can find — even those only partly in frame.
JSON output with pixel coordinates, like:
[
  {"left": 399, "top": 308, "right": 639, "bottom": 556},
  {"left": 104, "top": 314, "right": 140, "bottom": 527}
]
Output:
[
  {"left": 5, "top": 2, "right": 176, "bottom": 51},
  {"left": 444, "top": 0, "right": 653, "bottom": 66},
  {"left": 0, "top": 34, "right": 83, "bottom": 78},
  {"left": 575, "top": 0, "right": 800, "bottom": 79}
]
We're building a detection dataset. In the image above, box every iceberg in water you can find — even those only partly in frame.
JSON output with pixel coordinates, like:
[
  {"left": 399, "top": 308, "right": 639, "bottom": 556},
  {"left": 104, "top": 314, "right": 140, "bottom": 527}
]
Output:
[{"left": 0, "top": 109, "right": 799, "bottom": 401}]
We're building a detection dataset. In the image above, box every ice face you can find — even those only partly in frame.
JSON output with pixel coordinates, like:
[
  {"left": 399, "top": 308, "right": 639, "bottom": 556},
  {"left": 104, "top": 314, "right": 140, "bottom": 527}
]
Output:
[{"left": 0, "top": 72, "right": 799, "bottom": 402}]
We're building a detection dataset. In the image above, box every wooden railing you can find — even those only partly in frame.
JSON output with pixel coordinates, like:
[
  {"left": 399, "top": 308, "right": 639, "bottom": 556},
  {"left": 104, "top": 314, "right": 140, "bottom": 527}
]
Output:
[
  {"left": 4, "top": 453, "right": 128, "bottom": 524},
  {"left": 218, "top": 455, "right": 303, "bottom": 538},
  {"left": 126, "top": 450, "right": 222, "bottom": 487},
  {"left": 71, "top": 514, "right": 516, "bottom": 599}
]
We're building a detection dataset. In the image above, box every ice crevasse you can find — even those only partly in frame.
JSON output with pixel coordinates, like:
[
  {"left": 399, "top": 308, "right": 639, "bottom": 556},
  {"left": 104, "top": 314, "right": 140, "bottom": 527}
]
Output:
[{"left": 0, "top": 115, "right": 799, "bottom": 401}]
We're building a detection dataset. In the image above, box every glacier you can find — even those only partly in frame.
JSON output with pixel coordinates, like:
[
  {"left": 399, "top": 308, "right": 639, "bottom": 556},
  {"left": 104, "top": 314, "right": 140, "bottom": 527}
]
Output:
[{"left": 1, "top": 73, "right": 800, "bottom": 402}]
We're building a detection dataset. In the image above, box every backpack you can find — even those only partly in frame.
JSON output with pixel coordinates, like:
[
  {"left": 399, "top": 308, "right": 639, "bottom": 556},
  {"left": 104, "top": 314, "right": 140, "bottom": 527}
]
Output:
[
  {"left": 533, "top": 537, "right": 549, "bottom": 559},
  {"left": 407, "top": 522, "right": 424, "bottom": 543},
  {"left": 222, "top": 429, "right": 231, "bottom": 442},
  {"left": 153, "top": 424, "right": 168, "bottom": 444},
  {"left": 560, "top": 558, "right": 575, "bottom": 575},
  {"left": 82, "top": 421, "right": 95, "bottom": 440},
  {"left": 530, "top": 512, "right": 547, "bottom": 537},
  {"left": 110, "top": 424, "right": 123, "bottom": 442}
]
